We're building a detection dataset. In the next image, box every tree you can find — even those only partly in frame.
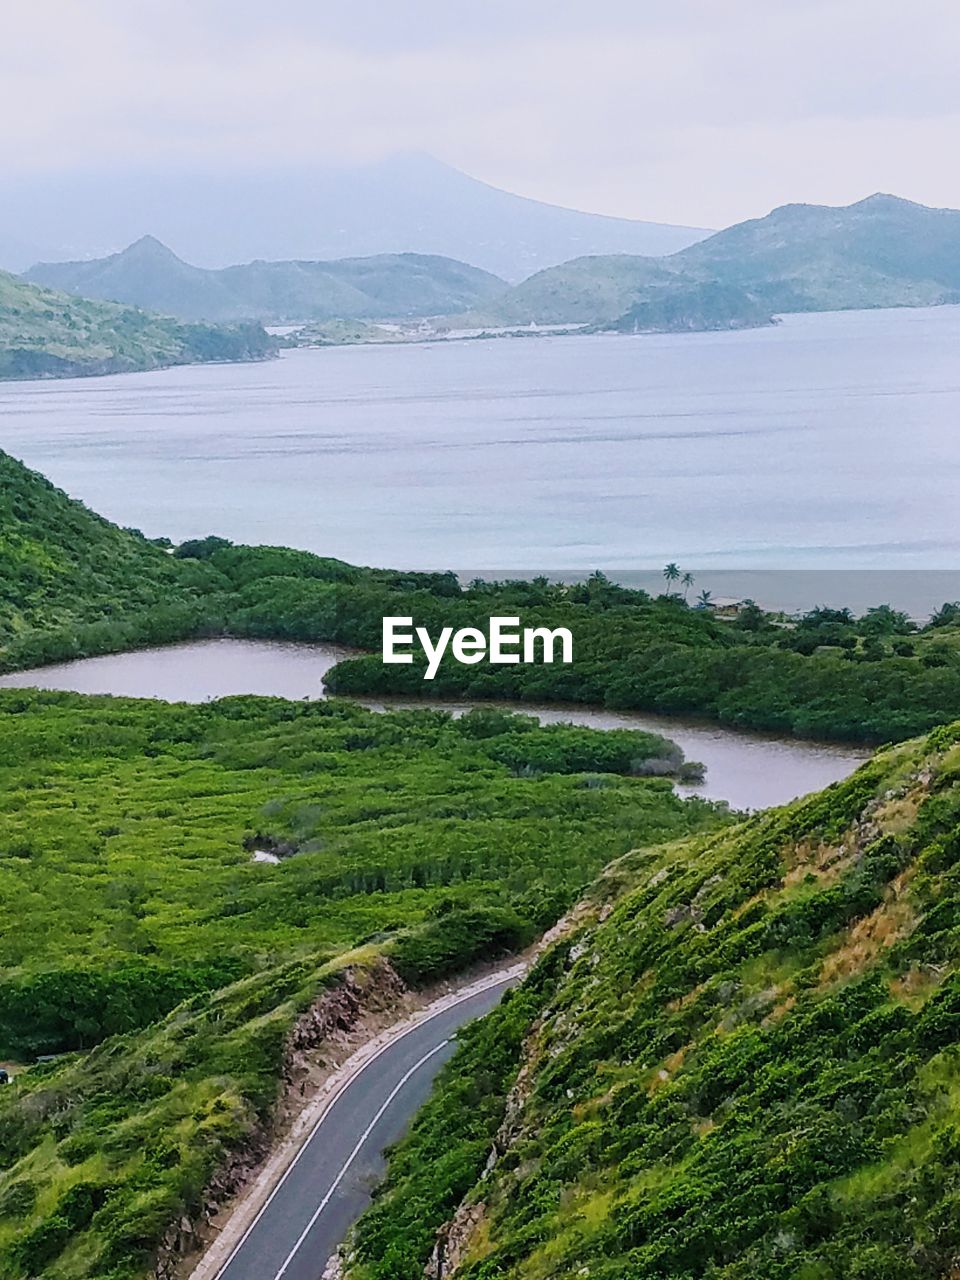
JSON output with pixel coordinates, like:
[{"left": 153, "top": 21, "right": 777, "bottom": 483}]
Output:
[
  {"left": 859, "top": 635, "right": 886, "bottom": 662},
  {"left": 922, "top": 645, "right": 954, "bottom": 669},
  {"left": 929, "top": 601, "right": 960, "bottom": 629},
  {"left": 859, "top": 604, "right": 915, "bottom": 637},
  {"left": 174, "top": 535, "right": 233, "bottom": 560},
  {"left": 697, "top": 589, "right": 713, "bottom": 609},
  {"left": 736, "top": 599, "right": 767, "bottom": 632},
  {"left": 681, "top": 571, "right": 695, "bottom": 601},
  {"left": 662, "top": 563, "right": 681, "bottom": 595}
]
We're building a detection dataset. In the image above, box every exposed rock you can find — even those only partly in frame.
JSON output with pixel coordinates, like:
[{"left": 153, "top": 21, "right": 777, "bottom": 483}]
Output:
[
  {"left": 156, "top": 959, "right": 407, "bottom": 1280},
  {"left": 156, "top": 1219, "right": 200, "bottom": 1280},
  {"left": 321, "top": 1250, "right": 346, "bottom": 1280},
  {"left": 242, "top": 831, "right": 300, "bottom": 860},
  {"left": 426, "top": 1201, "right": 488, "bottom": 1280}
]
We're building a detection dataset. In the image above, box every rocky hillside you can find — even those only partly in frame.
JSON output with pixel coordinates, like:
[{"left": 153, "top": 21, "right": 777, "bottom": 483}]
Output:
[
  {"left": 348, "top": 720, "right": 960, "bottom": 1279},
  {"left": 25, "top": 237, "right": 508, "bottom": 323},
  {"left": 0, "top": 269, "right": 274, "bottom": 380},
  {"left": 482, "top": 194, "right": 960, "bottom": 327}
]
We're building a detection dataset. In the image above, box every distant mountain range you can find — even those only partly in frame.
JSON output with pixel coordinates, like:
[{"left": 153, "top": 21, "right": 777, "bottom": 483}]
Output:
[
  {"left": 0, "top": 270, "right": 274, "bottom": 380},
  {"left": 25, "top": 238, "right": 507, "bottom": 324},
  {"left": 27, "top": 193, "right": 960, "bottom": 338},
  {"left": 484, "top": 194, "right": 960, "bottom": 326},
  {"left": 0, "top": 153, "right": 711, "bottom": 280},
  {"left": 11, "top": 193, "right": 960, "bottom": 363}
]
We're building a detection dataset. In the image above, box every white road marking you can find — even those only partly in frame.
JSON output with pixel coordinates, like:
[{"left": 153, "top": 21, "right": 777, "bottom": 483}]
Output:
[
  {"left": 213, "top": 968, "right": 519, "bottom": 1280},
  {"left": 273, "top": 1038, "right": 450, "bottom": 1278}
]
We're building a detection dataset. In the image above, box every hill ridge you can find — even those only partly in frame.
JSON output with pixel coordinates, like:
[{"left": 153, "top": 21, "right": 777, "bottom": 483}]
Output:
[
  {"left": 480, "top": 192, "right": 960, "bottom": 327},
  {"left": 26, "top": 240, "right": 509, "bottom": 323},
  {"left": 0, "top": 152, "right": 712, "bottom": 277}
]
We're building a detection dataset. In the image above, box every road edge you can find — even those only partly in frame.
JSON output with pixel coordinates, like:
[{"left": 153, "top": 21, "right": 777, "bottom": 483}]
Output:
[{"left": 188, "top": 961, "right": 527, "bottom": 1280}]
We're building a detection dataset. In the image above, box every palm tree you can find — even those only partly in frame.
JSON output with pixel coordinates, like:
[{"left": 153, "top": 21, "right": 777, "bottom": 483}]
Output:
[
  {"left": 681, "top": 571, "right": 695, "bottom": 601},
  {"left": 697, "top": 589, "right": 713, "bottom": 609},
  {"left": 662, "top": 562, "right": 681, "bottom": 594}
]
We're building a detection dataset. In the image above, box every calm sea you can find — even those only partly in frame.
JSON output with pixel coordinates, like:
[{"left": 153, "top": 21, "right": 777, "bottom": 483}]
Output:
[{"left": 2, "top": 307, "right": 959, "bottom": 610}]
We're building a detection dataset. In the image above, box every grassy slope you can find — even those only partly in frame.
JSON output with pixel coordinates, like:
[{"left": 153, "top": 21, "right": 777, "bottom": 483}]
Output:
[
  {"left": 0, "top": 689, "right": 719, "bottom": 1279},
  {"left": 479, "top": 255, "right": 676, "bottom": 326},
  {"left": 0, "top": 271, "right": 274, "bottom": 380},
  {"left": 0, "top": 947, "right": 383, "bottom": 1280},
  {"left": 680, "top": 194, "right": 960, "bottom": 308},
  {"left": 0, "top": 452, "right": 223, "bottom": 665},
  {"left": 482, "top": 194, "right": 960, "bottom": 325},
  {"left": 349, "top": 721, "right": 960, "bottom": 1280}
]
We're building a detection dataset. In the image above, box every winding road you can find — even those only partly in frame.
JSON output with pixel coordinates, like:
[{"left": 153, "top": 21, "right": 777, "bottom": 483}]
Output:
[{"left": 213, "top": 971, "right": 520, "bottom": 1280}]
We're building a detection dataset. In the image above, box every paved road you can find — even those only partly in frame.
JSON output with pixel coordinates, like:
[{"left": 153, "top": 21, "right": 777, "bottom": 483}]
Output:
[{"left": 216, "top": 974, "right": 517, "bottom": 1280}]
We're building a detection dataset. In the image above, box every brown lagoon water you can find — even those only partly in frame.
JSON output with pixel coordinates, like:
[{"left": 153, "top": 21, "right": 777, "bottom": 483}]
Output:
[{"left": 0, "top": 639, "right": 870, "bottom": 811}]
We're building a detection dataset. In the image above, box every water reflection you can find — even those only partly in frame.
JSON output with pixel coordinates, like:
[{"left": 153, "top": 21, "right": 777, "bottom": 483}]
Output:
[{"left": 0, "top": 638, "right": 870, "bottom": 811}]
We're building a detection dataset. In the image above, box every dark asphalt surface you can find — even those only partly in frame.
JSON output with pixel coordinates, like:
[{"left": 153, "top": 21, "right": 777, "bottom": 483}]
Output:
[{"left": 216, "top": 975, "right": 516, "bottom": 1280}]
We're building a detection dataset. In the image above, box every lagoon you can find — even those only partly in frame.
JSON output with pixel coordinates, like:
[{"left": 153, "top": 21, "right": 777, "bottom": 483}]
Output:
[{"left": 0, "top": 639, "right": 870, "bottom": 811}]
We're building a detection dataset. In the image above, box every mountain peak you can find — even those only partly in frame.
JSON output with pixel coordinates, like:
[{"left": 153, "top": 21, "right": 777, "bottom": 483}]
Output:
[
  {"left": 760, "top": 193, "right": 926, "bottom": 223},
  {"left": 850, "top": 192, "right": 925, "bottom": 212},
  {"left": 120, "top": 234, "right": 183, "bottom": 263},
  {"left": 1, "top": 156, "right": 712, "bottom": 279}
]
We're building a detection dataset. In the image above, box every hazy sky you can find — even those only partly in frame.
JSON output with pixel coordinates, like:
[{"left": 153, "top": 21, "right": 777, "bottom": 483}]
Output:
[{"left": 4, "top": 0, "right": 960, "bottom": 227}]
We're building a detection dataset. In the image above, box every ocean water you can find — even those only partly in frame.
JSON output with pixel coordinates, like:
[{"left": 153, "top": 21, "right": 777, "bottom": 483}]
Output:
[{"left": 2, "top": 307, "right": 959, "bottom": 603}]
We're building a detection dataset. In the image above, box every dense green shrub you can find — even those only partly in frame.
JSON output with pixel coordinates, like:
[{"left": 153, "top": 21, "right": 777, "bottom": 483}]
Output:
[
  {"left": 348, "top": 726, "right": 960, "bottom": 1280},
  {"left": 5, "top": 448, "right": 960, "bottom": 744}
]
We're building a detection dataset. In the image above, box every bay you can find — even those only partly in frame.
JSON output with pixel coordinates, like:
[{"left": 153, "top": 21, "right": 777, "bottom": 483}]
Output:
[{"left": 2, "top": 307, "right": 959, "bottom": 612}]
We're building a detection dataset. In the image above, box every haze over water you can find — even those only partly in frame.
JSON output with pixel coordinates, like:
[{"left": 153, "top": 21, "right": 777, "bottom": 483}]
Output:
[{"left": 3, "top": 307, "right": 959, "bottom": 610}]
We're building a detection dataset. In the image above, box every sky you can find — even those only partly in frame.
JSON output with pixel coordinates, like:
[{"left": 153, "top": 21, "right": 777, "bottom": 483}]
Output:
[{"left": 3, "top": 0, "right": 960, "bottom": 228}]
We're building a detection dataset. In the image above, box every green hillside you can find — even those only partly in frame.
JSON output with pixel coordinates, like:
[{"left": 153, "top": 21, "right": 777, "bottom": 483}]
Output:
[
  {"left": 347, "top": 720, "right": 960, "bottom": 1280},
  {"left": 0, "top": 452, "right": 221, "bottom": 666},
  {"left": 0, "top": 269, "right": 274, "bottom": 380},
  {"left": 611, "top": 282, "right": 776, "bottom": 333},
  {"left": 0, "top": 453, "right": 186, "bottom": 635},
  {"left": 25, "top": 238, "right": 508, "bottom": 323},
  {"left": 322, "top": 582, "right": 960, "bottom": 745},
  {"left": 482, "top": 194, "right": 960, "bottom": 327},
  {"left": 481, "top": 254, "right": 674, "bottom": 325},
  {"left": 4, "top": 455, "right": 960, "bottom": 1277},
  {"left": 4, "top": 450, "right": 960, "bottom": 744},
  {"left": 0, "top": 688, "right": 716, "bottom": 1279},
  {"left": 680, "top": 193, "right": 960, "bottom": 312}
]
